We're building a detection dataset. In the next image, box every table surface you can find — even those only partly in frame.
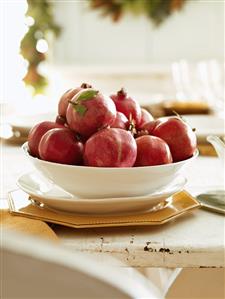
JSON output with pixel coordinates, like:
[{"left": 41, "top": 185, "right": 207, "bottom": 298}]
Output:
[{"left": 1, "top": 142, "right": 225, "bottom": 268}]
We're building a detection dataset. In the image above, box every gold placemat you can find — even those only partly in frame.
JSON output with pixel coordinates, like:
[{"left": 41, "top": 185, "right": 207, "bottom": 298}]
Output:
[
  {"left": 7, "top": 190, "right": 201, "bottom": 228},
  {"left": 198, "top": 144, "right": 217, "bottom": 156},
  {"left": 162, "top": 100, "right": 211, "bottom": 116},
  {"left": 143, "top": 101, "right": 211, "bottom": 119}
]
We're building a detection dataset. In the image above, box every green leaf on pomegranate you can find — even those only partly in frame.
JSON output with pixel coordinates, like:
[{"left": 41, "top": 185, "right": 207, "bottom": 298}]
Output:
[
  {"left": 77, "top": 89, "right": 98, "bottom": 102},
  {"left": 74, "top": 104, "right": 87, "bottom": 116}
]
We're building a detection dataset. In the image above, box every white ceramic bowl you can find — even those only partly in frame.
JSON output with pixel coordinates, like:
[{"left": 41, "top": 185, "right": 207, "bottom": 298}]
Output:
[{"left": 22, "top": 142, "right": 198, "bottom": 199}]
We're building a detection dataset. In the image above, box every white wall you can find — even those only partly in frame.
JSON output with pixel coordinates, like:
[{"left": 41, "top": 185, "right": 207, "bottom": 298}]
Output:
[{"left": 53, "top": 0, "right": 224, "bottom": 66}]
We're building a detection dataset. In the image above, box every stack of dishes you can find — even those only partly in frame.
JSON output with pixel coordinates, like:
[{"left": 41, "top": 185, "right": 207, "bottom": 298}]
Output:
[
  {"left": 16, "top": 142, "right": 198, "bottom": 215},
  {"left": 0, "top": 113, "right": 55, "bottom": 144}
]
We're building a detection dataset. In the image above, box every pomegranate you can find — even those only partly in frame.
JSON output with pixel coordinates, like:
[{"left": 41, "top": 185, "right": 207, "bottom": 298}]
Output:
[
  {"left": 111, "top": 112, "right": 128, "bottom": 130},
  {"left": 137, "top": 108, "right": 154, "bottom": 129},
  {"left": 141, "top": 119, "right": 162, "bottom": 134},
  {"left": 39, "top": 128, "right": 83, "bottom": 165},
  {"left": 28, "top": 121, "right": 64, "bottom": 158},
  {"left": 66, "top": 88, "right": 116, "bottom": 138},
  {"left": 84, "top": 128, "right": 137, "bottom": 167},
  {"left": 110, "top": 88, "right": 141, "bottom": 126},
  {"left": 58, "top": 83, "right": 92, "bottom": 118},
  {"left": 152, "top": 117, "right": 197, "bottom": 162},
  {"left": 135, "top": 135, "right": 173, "bottom": 166}
]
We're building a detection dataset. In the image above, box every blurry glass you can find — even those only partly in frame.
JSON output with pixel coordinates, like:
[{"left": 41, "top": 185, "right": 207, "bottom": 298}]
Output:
[
  {"left": 197, "top": 60, "right": 224, "bottom": 115},
  {"left": 172, "top": 60, "right": 198, "bottom": 101},
  {"left": 171, "top": 60, "right": 224, "bottom": 116}
]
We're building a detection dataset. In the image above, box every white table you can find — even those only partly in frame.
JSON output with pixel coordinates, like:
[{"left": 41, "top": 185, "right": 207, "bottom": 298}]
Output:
[{"left": 1, "top": 142, "right": 225, "bottom": 268}]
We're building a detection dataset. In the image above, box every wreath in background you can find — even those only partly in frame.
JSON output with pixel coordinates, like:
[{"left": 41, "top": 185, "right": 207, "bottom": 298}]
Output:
[
  {"left": 90, "top": 0, "right": 186, "bottom": 23},
  {"left": 20, "top": 0, "right": 60, "bottom": 94},
  {"left": 21, "top": 0, "right": 186, "bottom": 94}
]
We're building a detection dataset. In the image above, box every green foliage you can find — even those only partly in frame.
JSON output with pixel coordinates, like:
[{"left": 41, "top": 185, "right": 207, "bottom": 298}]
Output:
[
  {"left": 89, "top": 0, "right": 187, "bottom": 25},
  {"left": 69, "top": 89, "right": 98, "bottom": 116},
  {"left": 76, "top": 90, "right": 99, "bottom": 102},
  {"left": 73, "top": 104, "right": 88, "bottom": 116},
  {"left": 20, "top": 0, "right": 61, "bottom": 95},
  {"left": 20, "top": 0, "right": 186, "bottom": 95}
]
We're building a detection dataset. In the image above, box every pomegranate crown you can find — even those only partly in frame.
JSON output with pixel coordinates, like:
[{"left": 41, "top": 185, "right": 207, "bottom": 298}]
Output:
[
  {"left": 117, "top": 88, "right": 127, "bottom": 99},
  {"left": 80, "top": 82, "right": 92, "bottom": 89},
  {"left": 127, "top": 114, "right": 137, "bottom": 136}
]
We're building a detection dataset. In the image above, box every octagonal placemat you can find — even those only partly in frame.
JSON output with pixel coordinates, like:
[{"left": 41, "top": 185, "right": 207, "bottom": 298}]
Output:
[{"left": 7, "top": 189, "right": 201, "bottom": 228}]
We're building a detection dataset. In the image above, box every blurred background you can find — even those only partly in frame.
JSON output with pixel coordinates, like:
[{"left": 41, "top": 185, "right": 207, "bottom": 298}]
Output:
[
  {"left": 0, "top": 0, "right": 224, "bottom": 141},
  {"left": 1, "top": 3, "right": 224, "bottom": 298}
]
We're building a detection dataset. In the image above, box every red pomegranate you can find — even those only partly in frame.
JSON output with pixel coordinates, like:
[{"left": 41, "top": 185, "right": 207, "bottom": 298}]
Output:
[
  {"left": 110, "top": 88, "right": 141, "bottom": 126},
  {"left": 66, "top": 89, "right": 116, "bottom": 138},
  {"left": 140, "top": 119, "right": 163, "bottom": 134},
  {"left": 135, "top": 135, "right": 173, "bottom": 166},
  {"left": 137, "top": 108, "right": 154, "bottom": 129},
  {"left": 152, "top": 117, "right": 197, "bottom": 162},
  {"left": 28, "top": 121, "right": 64, "bottom": 158},
  {"left": 84, "top": 128, "right": 137, "bottom": 167},
  {"left": 58, "top": 83, "right": 92, "bottom": 118},
  {"left": 111, "top": 112, "right": 128, "bottom": 130},
  {"left": 39, "top": 128, "right": 83, "bottom": 165}
]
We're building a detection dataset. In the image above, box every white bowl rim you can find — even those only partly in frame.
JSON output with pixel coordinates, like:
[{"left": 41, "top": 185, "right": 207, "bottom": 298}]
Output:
[{"left": 22, "top": 141, "right": 199, "bottom": 171}]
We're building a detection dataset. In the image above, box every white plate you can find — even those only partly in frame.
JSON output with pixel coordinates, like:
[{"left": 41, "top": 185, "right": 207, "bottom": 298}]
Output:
[
  {"left": 17, "top": 172, "right": 187, "bottom": 214},
  {"left": 182, "top": 115, "right": 224, "bottom": 139}
]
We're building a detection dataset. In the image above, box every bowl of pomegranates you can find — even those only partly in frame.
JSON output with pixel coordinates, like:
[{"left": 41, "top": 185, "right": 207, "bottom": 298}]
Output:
[{"left": 24, "top": 86, "right": 198, "bottom": 199}]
